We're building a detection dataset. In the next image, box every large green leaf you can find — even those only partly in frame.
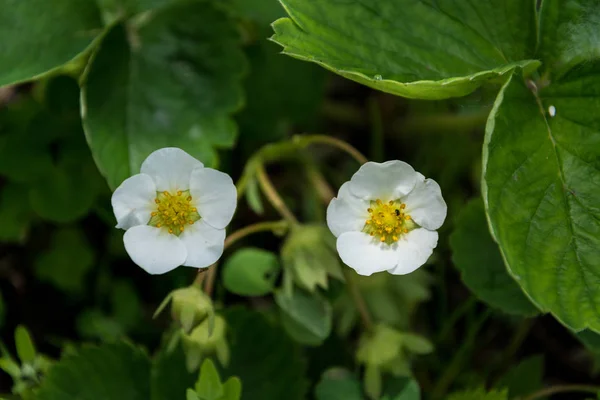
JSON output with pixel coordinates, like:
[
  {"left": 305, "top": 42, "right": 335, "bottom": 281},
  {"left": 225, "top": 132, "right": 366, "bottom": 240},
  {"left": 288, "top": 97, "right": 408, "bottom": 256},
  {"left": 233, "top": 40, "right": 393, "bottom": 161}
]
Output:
[
  {"left": 449, "top": 199, "right": 538, "bottom": 315},
  {"left": 82, "top": 1, "right": 246, "bottom": 189},
  {"left": 35, "top": 342, "right": 151, "bottom": 400},
  {"left": 272, "top": 0, "right": 540, "bottom": 99},
  {"left": 482, "top": 70, "right": 600, "bottom": 331},
  {"left": 537, "top": 0, "right": 600, "bottom": 75},
  {"left": 222, "top": 308, "right": 309, "bottom": 400},
  {"left": 0, "top": 0, "right": 103, "bottom": 87}
]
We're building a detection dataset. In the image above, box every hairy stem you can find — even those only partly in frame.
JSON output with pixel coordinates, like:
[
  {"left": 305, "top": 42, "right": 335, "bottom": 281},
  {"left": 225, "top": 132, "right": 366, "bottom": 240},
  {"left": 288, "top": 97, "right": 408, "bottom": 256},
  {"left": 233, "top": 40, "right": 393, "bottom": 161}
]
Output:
[
  {"left": 295, "top": 134, "right": 369, "bottom": 165},
  {"left": 256, "top": 163, "right": 299, "bottom": 224},
  {"left": 201, "top": 220, "right": 289, "bottom": 296}
]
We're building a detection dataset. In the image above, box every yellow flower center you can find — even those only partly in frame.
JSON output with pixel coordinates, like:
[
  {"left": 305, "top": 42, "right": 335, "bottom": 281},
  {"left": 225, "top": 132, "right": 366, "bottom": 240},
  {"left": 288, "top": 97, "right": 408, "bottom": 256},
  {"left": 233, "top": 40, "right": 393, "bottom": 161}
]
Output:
[
  {"left": 363, "top": 199, "right": 415, "bottom": 245},
  {"left": 149, "top": 190, "right": 200, "bottom": 235}
]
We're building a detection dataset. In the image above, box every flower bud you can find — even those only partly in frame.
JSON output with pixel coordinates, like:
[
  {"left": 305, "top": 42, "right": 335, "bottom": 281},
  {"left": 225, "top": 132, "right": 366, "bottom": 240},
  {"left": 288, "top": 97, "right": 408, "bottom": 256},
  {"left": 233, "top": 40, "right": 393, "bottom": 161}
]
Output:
[
  {"left": 181, "top": 315, "right": 229, "bottom": 370},
  {"left": 170, "top": 286, "right": 213, "bottom": 333},
  {"left": 281, "top": 224, "right": 344, "bottom": 292}
]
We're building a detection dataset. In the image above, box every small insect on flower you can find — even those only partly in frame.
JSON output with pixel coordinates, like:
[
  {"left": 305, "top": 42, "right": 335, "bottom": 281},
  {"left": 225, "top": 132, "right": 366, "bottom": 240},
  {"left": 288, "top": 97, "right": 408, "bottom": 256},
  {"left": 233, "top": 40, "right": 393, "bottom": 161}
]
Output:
[
  {"left": 326, "top": 161, "right": 447, "bottom": 276},
  {"left": 111, "top": 148, "right": 237, "bottom": 274}
]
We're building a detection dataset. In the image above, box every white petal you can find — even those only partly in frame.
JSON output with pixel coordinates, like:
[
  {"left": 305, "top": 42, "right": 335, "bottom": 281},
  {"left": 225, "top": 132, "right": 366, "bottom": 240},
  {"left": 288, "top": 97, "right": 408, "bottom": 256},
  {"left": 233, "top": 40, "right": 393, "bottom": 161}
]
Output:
[
  {"left": 111, "top": 173, "right": 156, "bottom": 230},
  {"left": 387, "top": 229, "right": 438, "bottom": 275},
  {"left": 403, "top": 177, "right": 447, "bottom": 230},
  {"left": 349, "top": 161, "right": 418, "bottom": 201},
  {"left": 190, "top": 167, "right": 237, "bottom": 229},
  {"left": 140, "top": 148, "right": 203, "bottom": 192},
  {"left": 180, "top": 220, "right": 226, "bottom": 268},
  {"left": 327, "top": 182, "right": 369, "bottom": 237},
  {"left": 123, "top": 225, "right": 187, "bottom": 274},
  {"left": 336, "top": 231, "right": 399, "bottom": 276}
]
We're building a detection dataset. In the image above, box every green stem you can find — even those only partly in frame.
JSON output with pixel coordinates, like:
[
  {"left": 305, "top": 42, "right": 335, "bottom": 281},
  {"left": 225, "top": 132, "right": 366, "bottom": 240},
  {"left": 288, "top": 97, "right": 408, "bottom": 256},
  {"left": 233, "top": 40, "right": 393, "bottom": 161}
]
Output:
[
  {"left": 342, "top": 267, "right": 374, "bottom": 332},
  {"left": 256, "top": 163, "right": 299, "bottom": 224},
  {"left": 521, "top": 385, "right": 600, "bottom": 400},
  {"left": 200, "top": 220, "right": 289, "bottom": 295},
  {"left": 431, "top": 309, "right": 492, "bottom": 399},
  {"left": 436, "top": 297, "right": 477, "bottom": 344},
  {"left": 294, "top": 134, "right": 369, "bottom": 165}
]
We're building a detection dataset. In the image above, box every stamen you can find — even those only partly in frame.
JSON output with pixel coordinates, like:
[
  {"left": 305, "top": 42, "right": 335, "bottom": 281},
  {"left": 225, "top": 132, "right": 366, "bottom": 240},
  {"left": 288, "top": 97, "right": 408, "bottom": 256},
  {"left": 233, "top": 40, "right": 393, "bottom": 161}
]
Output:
[{"left": 362, "top": 198, "right": 414, "bottom": 244}]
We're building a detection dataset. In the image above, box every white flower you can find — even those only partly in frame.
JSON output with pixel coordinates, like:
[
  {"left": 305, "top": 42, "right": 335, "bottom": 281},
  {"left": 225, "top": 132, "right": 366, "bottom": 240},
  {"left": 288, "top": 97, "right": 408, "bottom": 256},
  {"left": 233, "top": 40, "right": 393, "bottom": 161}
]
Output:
[
  {"left": 111, "top": 148, "right": 237, "bottom": 274},
  {"left": 326, "top": 161, "right": 446, "bottom": 276}
]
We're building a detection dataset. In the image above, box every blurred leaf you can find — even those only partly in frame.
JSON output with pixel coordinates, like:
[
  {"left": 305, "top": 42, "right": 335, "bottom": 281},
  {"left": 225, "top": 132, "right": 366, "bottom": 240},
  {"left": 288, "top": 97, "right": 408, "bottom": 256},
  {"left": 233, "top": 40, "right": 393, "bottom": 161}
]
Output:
[
  {"left": 76, "top": 309, "right": 124, "bottom": 341},
  {"left": 537, "top": 0, "right": 600, "bottom": 75},
  {"left": 495, "top": 355, "right": 544, "bottom": 398},
  {"left": 448, "top": 387, "right": 507, "bottom": 400},
  {"left": 483, "top": 71, "right": 600, "bottom": 331},
  {"left": 196, "top": 359, "right": 224, "bottom": 400},
  {"left": 15, "top": 326, "right": 36, "bottom": 364},
  {"left": 0, "top": 0, "right": 102, "bottom": 87},
  {"left": 0, "top": 183, "right": 33, "bottom": 242},
  {"left": 401, "top": 334, "right": 433, "bottom": 355},
  {"left": 315, "top": 368, "right": 363, "bottom": 400},
  {"left": 0, "top": 291, "right": 4, "bottom": 328},
  {"left": 576, "top": 330, "right": 600, "bottom": 354},
  {"left": 222, "top": 307, "right": 309, "bottom": 400},
  {"left": 381, "top": 377, "right": 420, "bottom": 400},
  {"left": 82, "top": 1, "right": 246, "bottom": 189},
  {"left": 29, "top": 143, "right": 102, "bottom": 223},
  {"left": 35, "top": 228, "right": 94, "bottom": 295},
  {"left": 272, "top": 0, "right": 539, "bottom": 100},
  {"left": 357, "top": 325, "right": 403, "bottom": 367},
  {"left": 364, "top": 364, "right": 382, "bottom": 400},
  {"left": 222, "top": 248, "right": 280, "bottom": 296},
  {"left": 227, "top": 0, "right": 285, "bottom": 29},
  {"left": 221, "top": 377, "right": 242, "bottom": 400},
  {"left": 35, "top": 342, "right": 150, "bottom": 400},
  {"left": 275, "top": 288, "right": 332, "bottom": 345},
  {"left": 0, "top": 131, "right": 53, "bottom": 183},
  {"left": 237, "top": 41, "right": 326, "bottom": 151},
  {"left": 97, "top": 0, "right": 177, "bottom": 18},
  {"left": 245, "top": 177, "right": 264, "bottom": 215},
  {"left": 449, "top": 199, "right": 538, "bottom": 315},
  {"left": 151, "top": 342, "right": 196, "bottom": 400},
  {"left": 111, "top": 280, "right": 143, "bottom": 330}
]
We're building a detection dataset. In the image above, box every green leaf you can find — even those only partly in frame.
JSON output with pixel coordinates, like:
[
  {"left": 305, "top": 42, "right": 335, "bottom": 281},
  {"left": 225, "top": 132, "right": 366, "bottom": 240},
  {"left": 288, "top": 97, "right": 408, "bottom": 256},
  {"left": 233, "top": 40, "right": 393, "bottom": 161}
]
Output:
[
  {"left": 496, "top": 355, "right": 544, "bottom": 398},
  {"left": 401, "top": 334, "right": 433, "bottom": 355},
  {"left": 15, "top": 326, "right": 36, "bottom": 364},
  {"left": 222, "top": 307, "right": 308, "bottom": 400},
  {"left": 275, "top": 288, "right": 332, "bottom": 345},
  {"left": 271, "top": 0, "right": 540, "bottom": 100},
  {"left": 450, "top": 199, "right": 538, "bottom": 315},
  {"left": 151, "top": 343, "right": 196, "bottom": 400},
  {"left": 82, "top": 1, "right": 246, "bottom": 189},
  {"left": 35, "top": 228, "right": 94, "bottom": 294},
  {"left": 448, "top": 387, "right": 508, "bottom": 400},
  {"left": 222, "top": 248, "right": 280, "bottom": 296},
  {"left": 537, "top": 0, "right": 600, "bottom": 76},
  {"left": 0, "top": 0, "right": 103, "bottom": 87},
  {"left": 36, "top": 342, "right": 150, "bottom": 400},
  {"left": 0, "top": 184, "right": 33, "bottom": 242},
  {"left": 186, "top": 389, "right": 201, "bottom": 400},
  {"left": 196, "top": 359, "right": 224, "bottom": 400},
  {"left": 482, "top": 70, "right": 600, "bottom": 331},
  {"left": 381, "top": 377, "right": 420, "bottom": 400},
  {"left": 0, "top": 130, "right": 53, "bottom": 184},
  {"left": 315, "top": 368, "right": 363, "bottom": 400},
  {"left": 0, "top": 291, "right": 4, "bottom": 328},
  {"left": 222, "top": 377, "right": 242, "bottom": 400}
]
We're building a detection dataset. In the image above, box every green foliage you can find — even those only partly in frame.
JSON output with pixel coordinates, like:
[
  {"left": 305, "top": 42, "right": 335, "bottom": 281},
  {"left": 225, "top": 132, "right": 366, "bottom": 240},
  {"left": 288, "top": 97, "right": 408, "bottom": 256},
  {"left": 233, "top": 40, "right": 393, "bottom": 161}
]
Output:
[
  {"left": 222, "top": 248, "right": 280, "bottom": 296},
  {"left": 448, "top": 387, "right": 508, "bottom": 400},
  {"left": 35, "top": 342, "right": 151, "bottom": 400},
  {"left": 450, "top": 199, "right": 538, "bottom": 315},
  {"left": 281, "top": 225, "right": 343, "bottom": 292},
  {"left": 151, "top": 343, "right": 197, "bottom": 400},
  {"left": 315, "top": 368, "right": 363, "bottom": 400},
  {"left": 82, "top": 0, "right": 246, "bottom": 189},
  {"left": 495, "top": 355, "right": 544, "bottom": 398},
  {"left": 483, "top": 72, "right": 600, "bottom": 331},
  {"left": 275, "top": 288, "right": 332, "bottom": 346},
  {"left": 183, "top": 314, "right": 230, "bottom": 370},
  {"left": 0, "top": 183, "right": 33, "bottom": 242},
  {"left": 0, "top": 0, "right": 103, "bottom": 87},
  {"left": 222, "top": 308, "right": 309, "bottom": 400},
  {"left": 34, "top": 228, "right": 94, "bottom": 295},
  {"left": 272, "top": 0, "right": 540, "bottom": 99},
  {"left": 186, "top": 359, "right": 241, "bottom": 400}
]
